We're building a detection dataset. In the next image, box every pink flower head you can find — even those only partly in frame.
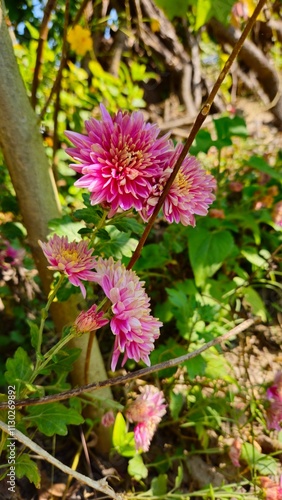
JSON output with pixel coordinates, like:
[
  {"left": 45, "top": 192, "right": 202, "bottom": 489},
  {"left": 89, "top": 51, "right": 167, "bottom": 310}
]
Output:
[
  {"left": 39, "top": 234, "right": 97, "bottom": 298},
  {"left": 272, "top": 201, "right": 282, "bottom": 227},
  {"left": 266, "top": 372, "right": 282, "bottom": 431},
  {"left": 141, "top": 144, "right": 216, "bottom": 226},
  {"left": 74, "top": 304, "right": 109, "bottom": 335},
  {"left": 92, "top": 257, "right": 162, "bottom": 371},
  {"left": 101, "top": 410, "right": 115, "bottom": 428},
  {"left": 229, "top": 438, "right": 241, "bottom": 468},
  {"left": 65, "top": 105, "right": 172, "bottom": 216},
  {"left": 0, "top": 239, "right": 24, "bottom": 271},
  {"left": 260, "top": 476, "right": 282, "bottom": 500},
  {"left": 125, "top": 385, "right": 166, "bottom": 452}
]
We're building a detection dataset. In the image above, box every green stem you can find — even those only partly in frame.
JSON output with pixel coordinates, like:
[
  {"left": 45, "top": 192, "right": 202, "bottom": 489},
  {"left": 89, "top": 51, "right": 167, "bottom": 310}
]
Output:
[
  {"left": 31, "top": 331, "right": 76, "bottom": 384},
  {"left": 90, "top": 209, "right": 108, "bottom": 247},
  {"left": 35, "top": 273, "right": 66, "bottom": 372}
]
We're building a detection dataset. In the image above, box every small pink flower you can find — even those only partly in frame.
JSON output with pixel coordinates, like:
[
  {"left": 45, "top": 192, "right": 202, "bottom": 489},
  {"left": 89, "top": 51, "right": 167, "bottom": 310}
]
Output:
[
  {"left": 125, "top": 385, "right": 166, "bottom": 452},
  {"left": 266, "top": 372, "right": 282, "bottom": 431},
  {"left": 39, "top": 234, "right": 97, "bottom": 298},
  {"left": 65, "top": 105, "right": 172, "bottom": 216},
  {"left": 92, "top": 257, "right": 162, "bottom": 371},
  {"left": 74, "top": 304, "right": 109, "bottom": 335},
  {"left": 101, "top": 410, "right": 115, "bottom": 428},
  {"left": 0, "top": 239, "right": 24, "bottom": 271},
  {"left": 209, "top": 208, "right": 225, "bottom": 219},
  {"left": 260, "top": 476, "right": 282, "bottom": 500},
  {"left": 272, "top": 201, "right": 282, "bottom": 227},
  {"left": 229, "top": 438, "right": 241, "bottom": 467},
  {"left": 141, "top": 144, "right": 216, "bottom": 226},
  {"left": 228, "top": 181, "right": 244, "bottom": 192}
]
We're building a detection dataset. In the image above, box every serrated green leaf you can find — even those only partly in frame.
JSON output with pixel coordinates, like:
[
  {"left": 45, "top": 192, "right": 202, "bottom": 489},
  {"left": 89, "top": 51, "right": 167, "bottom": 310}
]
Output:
[
  {"left": 114, "top": 217, "right": 144, "bottom": 235},
  {"left": 128, "top": 454, "right": 148, "bottom": 480},
  {"left": 169, "top": 391, "right": 184, "bottom": 420},
  {"left": 188, "top": 228, "right": 234, "bottom": 287},
  {"left": 5, "top": 347, "right": 33, "bottom": 396},
  {"left": 74, "top": 207, "right": 103, "bottom": 225},
  {"left": 96, "top": 228, "right": 111, "bottom": 241},
  {"left": 151, "top": 474, "right": 168, "bottom": 495},
  {"left": 241, "top": 442, "right": 278, "bottom": 475},
  {"left": 16, "top": 454, "right": 41, "bottom": 487},
  {"left": 27, "top": 321, "right": 40, "bottom": 349},
  {"left": 26, "top": 403, "right": 84, "bottom": 436},
  {"left": 44, "top": 348, "right": 82, "bottom": 375}
]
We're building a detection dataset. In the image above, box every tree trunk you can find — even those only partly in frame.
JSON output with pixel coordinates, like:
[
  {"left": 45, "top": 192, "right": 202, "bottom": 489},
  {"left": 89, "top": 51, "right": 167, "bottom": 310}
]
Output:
[{"left": 0, "top": 0, "right": 112, "bottom": 449}]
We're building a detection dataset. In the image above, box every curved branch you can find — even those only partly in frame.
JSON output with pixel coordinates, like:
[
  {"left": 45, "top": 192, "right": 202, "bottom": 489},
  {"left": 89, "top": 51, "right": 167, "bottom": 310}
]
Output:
[
  {"left": 0, "top": 318, "right": 258, "bottom": 409},
  {"left": 0, "top": 420, "right": 121, "bottom": 500}
]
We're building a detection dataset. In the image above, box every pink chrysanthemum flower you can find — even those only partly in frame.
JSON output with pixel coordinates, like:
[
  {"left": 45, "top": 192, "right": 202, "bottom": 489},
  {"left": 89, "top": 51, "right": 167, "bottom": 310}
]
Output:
[
  {"left": 74, "top": 304, "right": 109, "bottom": 335},
  {"left": 141, "top": 144, "right": 216, "bottom": 226},
  {"left": 39, "top": 235, "right": 97, "bottom": 298},
  {"left": 65, "top": 105, "right": 172, "bottom": 216},
  {"left": 92, "top": 257, "right": 162, "bottom": 371},
  {"left": 125, "top": 385, "right": 166, "bottom": 452}
]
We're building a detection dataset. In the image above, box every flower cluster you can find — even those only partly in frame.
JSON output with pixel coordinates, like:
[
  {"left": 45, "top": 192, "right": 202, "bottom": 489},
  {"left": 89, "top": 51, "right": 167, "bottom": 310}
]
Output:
[
  {"left": 125, "top": 385, "right": 166, "bottom": 452},
  {"left": 67, "top": 25, "right": 93, "bottom": 56},
  {"left": 266, "top": 372, "right": 282, "bottom": 431},
  {"left": 91, "top": 257, "right": 162, "bottom": 371},
  {"left": 65, "top": 106, "right": 216, "bottom": 224}
]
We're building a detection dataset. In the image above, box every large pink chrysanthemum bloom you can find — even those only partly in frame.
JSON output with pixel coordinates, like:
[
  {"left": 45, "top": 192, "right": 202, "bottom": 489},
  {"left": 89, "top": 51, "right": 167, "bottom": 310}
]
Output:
[
  {"left": 125, "top": 385, "right": 166, "bottom": 452},
  {"left": 141, "top": 144, "right": 216, "bottom": 226},
  {"left": 39, "top": 235, "right": 97, "bottom": 298},
  {"left": 74, "top": 304, "right": 109, "bottom": 335},
  {"left": 92, "top": 257, "right": 162, "bottom": 371},
  {"left": 65, "top": 105, "right": 172, "bottom": 216}
]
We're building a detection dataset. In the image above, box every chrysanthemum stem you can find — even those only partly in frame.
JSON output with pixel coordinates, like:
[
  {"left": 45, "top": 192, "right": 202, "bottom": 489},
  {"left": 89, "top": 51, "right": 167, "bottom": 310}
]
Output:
[
  {"left": 35, "top": 273, "right": 66, "bottom": 371},
  {"left": 127, "top": 0, "right": 267, "bottom": 271}
]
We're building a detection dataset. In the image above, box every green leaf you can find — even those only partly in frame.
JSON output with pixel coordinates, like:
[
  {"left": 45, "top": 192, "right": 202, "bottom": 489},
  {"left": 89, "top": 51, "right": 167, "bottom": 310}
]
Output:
[
  {"left": 154, "top": 0, "right": 190, "bottom": 19},
  {"left": 114, "top": 217, "right": 144, "bottom": 236},
  {"left": 128, "top": 455, "right": 148, "bottom": 481},
  {"left": 48, "top": 216, "right": 85, "bottom": 240},
  {"left": 195, "top": 0, "right": 235, "bottom": 29},
  {"left": 16, "top": 454, "right": 41, "bottom": 487},
  {"left": 188, "top": 228, "right": 235, "bottom": 287},
  {"left": 134, "top": 243, "right": 170, "bottom": 271},
  {"left": 247, "top": 156, "right": 282, "bottom": 182},
  {"left": 151, "top": 474, "right": 168, "bottom": 495},
  {"left": 27, "top": 321, "right": 40, "bottom": 350},
  {"left": 241, "top": 286, "right": 267, "bottom": 322},
  {"left": 44, "top": 347, "right": 82, "bottom": 375},
  {"left": 26, "top": 403, "right": 84, "bottom": 436},
  {"left": 112, "top": 413, "right": 136, "bottom": 457},
  {"left": 5, "top": 347, "right": 33, "bottom": 396},
  {"left": 74, "top": 206, "right": 104, "bottom": 225},
  {"left": 190, "top": 129, "right": 213, "bottom": 155},
  {"left": 241, "top": 442, "right": 278, "bottom": 475},
  {"left": 174, "top": 464, "right": 184, "bottom": 489},
  {"left": 241, "top": 248, "right": 268, "bottom": 268},
  {"left": 186, "top": 354, "right": 207, "bottom": 379},
  {"left": 169, "top": 391, "right": 184, "bottom": 420}
]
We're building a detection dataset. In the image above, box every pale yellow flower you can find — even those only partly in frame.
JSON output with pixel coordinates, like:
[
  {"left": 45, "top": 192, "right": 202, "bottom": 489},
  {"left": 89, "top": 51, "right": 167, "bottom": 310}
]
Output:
[{"left": 67, "top": 25, "right": 93, "bottom": 56}]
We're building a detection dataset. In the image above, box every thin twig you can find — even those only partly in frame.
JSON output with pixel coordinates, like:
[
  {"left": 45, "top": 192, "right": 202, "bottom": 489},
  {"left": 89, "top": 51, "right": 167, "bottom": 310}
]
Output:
[
  {"left": 39, "top": 0, "right": 70, "bottom": 120},
  {"left": 126, "top": 0, "right": 267, "bottom": 271},
  {"left": 0, "top": 420, "right": 122, "bottom": 499},
  {"left": 0, "top": 318, "right": 257, "bottom": 409},
  {"left": 31, "top": 0, "right": 57, "bottom": 108}
]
